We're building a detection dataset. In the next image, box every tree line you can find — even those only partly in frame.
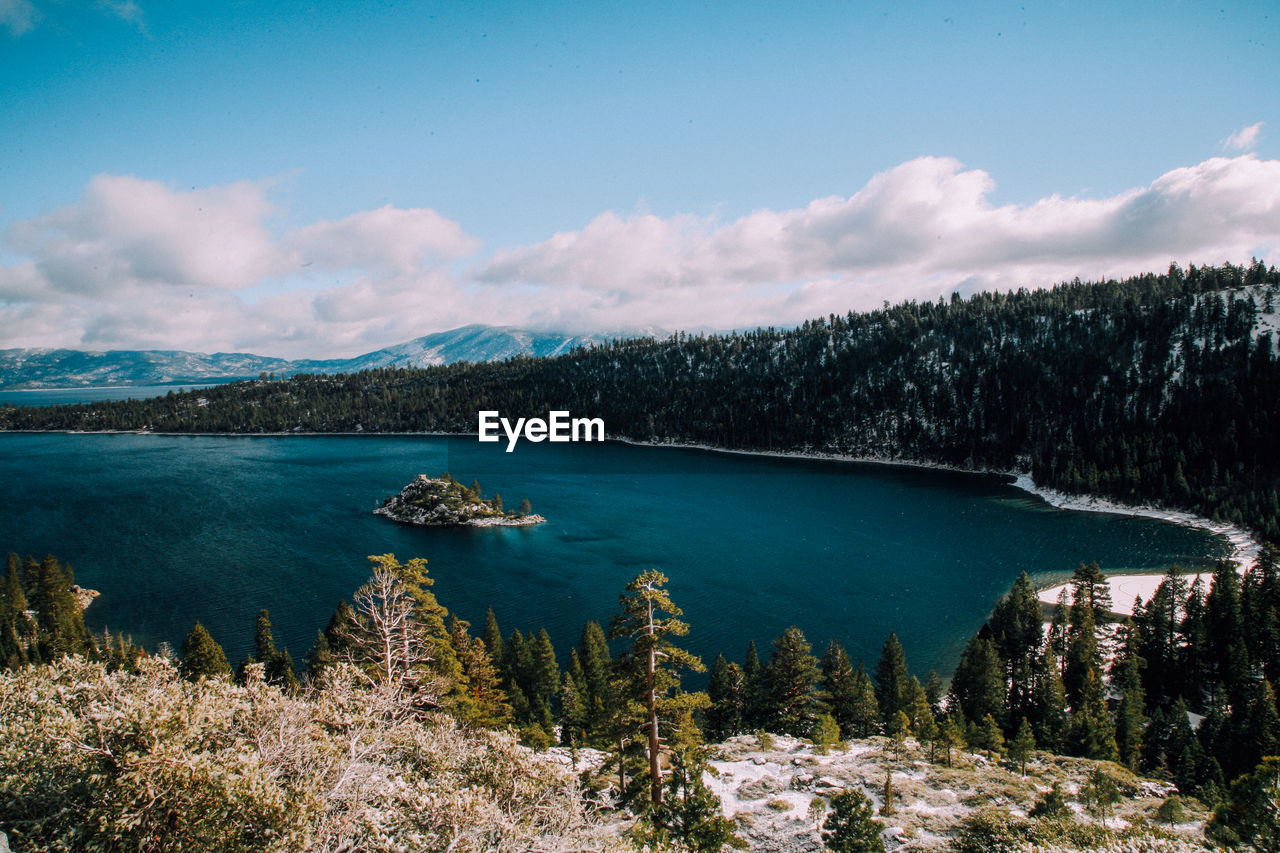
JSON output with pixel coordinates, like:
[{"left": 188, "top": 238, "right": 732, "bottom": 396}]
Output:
[{"left": 5, "top": 261, "right": 1280, "bottom": 540}]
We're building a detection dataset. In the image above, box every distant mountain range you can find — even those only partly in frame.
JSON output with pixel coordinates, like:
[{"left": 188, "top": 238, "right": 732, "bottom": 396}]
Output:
[{"left": 0, "top": 324, "right": 663, "bottom": 389}]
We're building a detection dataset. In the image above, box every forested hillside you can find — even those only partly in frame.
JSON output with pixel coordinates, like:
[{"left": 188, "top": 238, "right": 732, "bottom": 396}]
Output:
[{"left": 5, "top": 261, "right": 1279, "bottom": 538}]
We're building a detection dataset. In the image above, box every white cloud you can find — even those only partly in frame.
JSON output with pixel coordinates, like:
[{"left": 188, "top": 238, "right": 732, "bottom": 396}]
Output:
[
  {"left": 476, "top": 154, "right": 1280, "bottom": 329},
  {"left": 1, "top": 0, "right": 146, "bottom": 36},
  {"left": 288, "top": 206, "right": 481, "bottom": 272},
  {"left": 0, "top": 0, "right": 38, "bottom": 35},
  {"left": 0, "top": 176, "right": 487, "bottom": 357},
  {"left": 8, "top": 175, "right": 285, "bottom": 294},
  {"left": 2, "top": 156, "right": 1278, "bottom": 359},
  {"left": 1222, "top": 122, "right": 1264, "bottom": 152}
]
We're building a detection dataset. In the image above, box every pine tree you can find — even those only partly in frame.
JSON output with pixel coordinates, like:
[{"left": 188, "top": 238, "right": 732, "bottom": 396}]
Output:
[
  {"left": 610, "top": 569, "right": 704, "bottom": 805},
  {"left": 1207, "top": 757, "right": 1280, "bottom": 850},
  {"left": 949, "top": 635, "right": 1004, "bottom": 728},
  {"left": 742, "top": 640, "right": 766, "bottom": 730},
  {"left": 873, "top": 633, "right": 910, "bottom": 727},
  {"left": 266, "top": 647, "right": 299, "bottom": 691},
  {"left": 924, "top": 669, "right": 943, "bottom": 712},
  {"left": 1137, "top": 567, "right": 1189, "bottom": 705},
  {"left": 1065, "top": 667, "right": 1118, "bottom": 761},
  {"left": 449, "top": 615, "right": 510, "bottom": 728},
  {"left": 879, "top": 771, "right": 895, "bottom": 816},
  {"left": 321, "top": 599, "right": 357, "bottom": 662},
  {"left": 1064, "top": 599, "right": 1101, "bottom": 708},
  {"left": 305, "top": 629, "right": 331, "bottom": 675},
  {"left": 1081, "top": 769, "right": 1122, "bottom": 826},
  {"left": 846, "top": 662, "right": 881, "bottom": 739},
  {"left": 502, "top": 627, "right": 530, "bottom": 696},
  {"left": 1070, "top": 561, "right": 1113, "bottom": 624},
  {"left": 1029, "top": 783, "right": 1071, "bottom": 818},
  {"left": 1032, "top": 644, "right": 1068, "bottom": 752},
  {"left": 371, "top": 554, "right": 464, "bottom": 694},
  {"left": 577, "top": 620, "right": 612, "bottom": 738},
  {"left": 1244, "top": 546, "right": 1280, "bottom": 684},
  {"left": 31, "top": 554, "right": 91, "bottom": 657},
  {"left": 1180, "top": 577, "right": 1210, "bottom": 698},
  {"left": 339, "top": 555, "right": 457, "bottom": 698},
  {"left": 989, "top": 572, "right": 1044, "bottom": 712},
  {"left": 482, "top": 606, "right": 504, "bottom": 664},
  {"left": 1207, "top": 559, "right": 1247, "bottom": 695},
  {"left": 822, "top": 640, "right": 858, "bottom": 737},
  {"left": 977, "top": 714, "right": 1005, "bottom": 760},
  {"left": 813, "top": 713, "right": 842, "bottom": 754},
  {"left": 179, "top": 622, "right": 230, "bottom": 679},
  {"left": 1008, "top": 717, "right": 1036, "bottom": 776},
  {"left": 764, "top": 626, "right": 822, "bottom": 737},
  {"left": 559, "top": 672, "right": 587, "bottom": 747},
  {"left": 1237, "top": 681, "right": 1280, "bottom": 778},
  {"left": 940, "top": 713, "right": 967, "bottom": 767},
  {"left": 821, "top": 789, "right": 885, "bottom": 853},
  {"left": 254, "top": 608, "right": 277, "bottom": 662},
  {"left": 642, "top": 747, "right": 742, "bottom": 852},
  {"left": 1112, "top": 621, "right": 1147, "bottom": 771},
  {"left": 3, "top": 553, "right": 27, "bottom": 638},
  {"left": 705, "top": 654, "right": 744, "bottom": 742},
  {"left": 530, "top": 628, "right": 561, "bottom": 708}
]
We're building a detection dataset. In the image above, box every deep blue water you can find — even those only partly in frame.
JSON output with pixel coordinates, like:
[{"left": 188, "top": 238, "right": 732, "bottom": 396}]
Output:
[
  {"left": 0, "top": 384, "right": 220, "bottom": 407},
  {"left": 0, "top": 434, "right": 1226, "bottom": 678}
]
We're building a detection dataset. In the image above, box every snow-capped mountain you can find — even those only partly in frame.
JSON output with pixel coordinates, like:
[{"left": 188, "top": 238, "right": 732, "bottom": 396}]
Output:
[{"left": 0, "top": 325, "right": 663, "bottom": 389}]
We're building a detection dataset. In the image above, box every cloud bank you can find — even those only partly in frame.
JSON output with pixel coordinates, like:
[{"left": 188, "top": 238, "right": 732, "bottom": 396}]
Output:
[{"left": 2, "top": 155, "right": 1279, "bottom": 358}]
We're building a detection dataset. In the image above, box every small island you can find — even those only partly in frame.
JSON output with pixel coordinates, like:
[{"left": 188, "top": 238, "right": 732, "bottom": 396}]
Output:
[{"left": 374, "top": 473, "right": 546, "bottom": 527}]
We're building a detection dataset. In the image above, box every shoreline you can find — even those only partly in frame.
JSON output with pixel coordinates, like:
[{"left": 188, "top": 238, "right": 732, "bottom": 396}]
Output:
[
  {"left": 611, "top": 437, "right": 1264, "bottom": 616},
  {"left": 1011, "top": 475, "right": 1262, "bottom": 615}
]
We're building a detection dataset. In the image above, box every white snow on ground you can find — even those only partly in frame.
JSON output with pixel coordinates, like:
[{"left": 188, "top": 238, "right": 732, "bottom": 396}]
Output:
[{"left": 692, "top": 733, "right": 1199, "bottom": 851}]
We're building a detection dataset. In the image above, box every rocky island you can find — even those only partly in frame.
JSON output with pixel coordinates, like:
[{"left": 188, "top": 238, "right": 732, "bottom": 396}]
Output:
[{"left": 374, "top": 473, "right": 546, "bottom": 527}]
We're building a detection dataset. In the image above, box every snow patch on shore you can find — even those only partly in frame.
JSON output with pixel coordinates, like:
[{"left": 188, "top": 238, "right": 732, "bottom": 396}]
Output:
[{"left": 1012, "top": 475, "right": 1263, "bottom": 615}]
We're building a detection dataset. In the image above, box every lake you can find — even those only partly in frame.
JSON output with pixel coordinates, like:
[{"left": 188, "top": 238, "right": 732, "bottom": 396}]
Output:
[
  {"left": 0, "top": 433, "right": 1226, "bottom": 680},
  {"left": 0, "top": 384, "right": 223, "bottom": 408}
]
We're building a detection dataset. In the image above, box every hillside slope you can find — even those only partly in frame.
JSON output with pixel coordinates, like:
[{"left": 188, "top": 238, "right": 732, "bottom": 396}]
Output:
[{"left": 0, "top": 324, "right": 646, "bottom": 389}]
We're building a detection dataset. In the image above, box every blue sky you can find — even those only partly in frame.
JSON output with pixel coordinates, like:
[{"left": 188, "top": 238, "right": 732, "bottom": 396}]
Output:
[{"left": 1, "top": 0, "right": 1277, "bottom": 357}]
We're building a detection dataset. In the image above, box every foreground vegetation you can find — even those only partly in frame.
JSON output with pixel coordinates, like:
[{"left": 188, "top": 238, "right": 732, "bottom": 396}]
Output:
[
  {"left": 0, "top": 656, "right": 621, "bottom": 853},
  {"left": 5, "top": 547, "right": 1280, "bottom": 850}
]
